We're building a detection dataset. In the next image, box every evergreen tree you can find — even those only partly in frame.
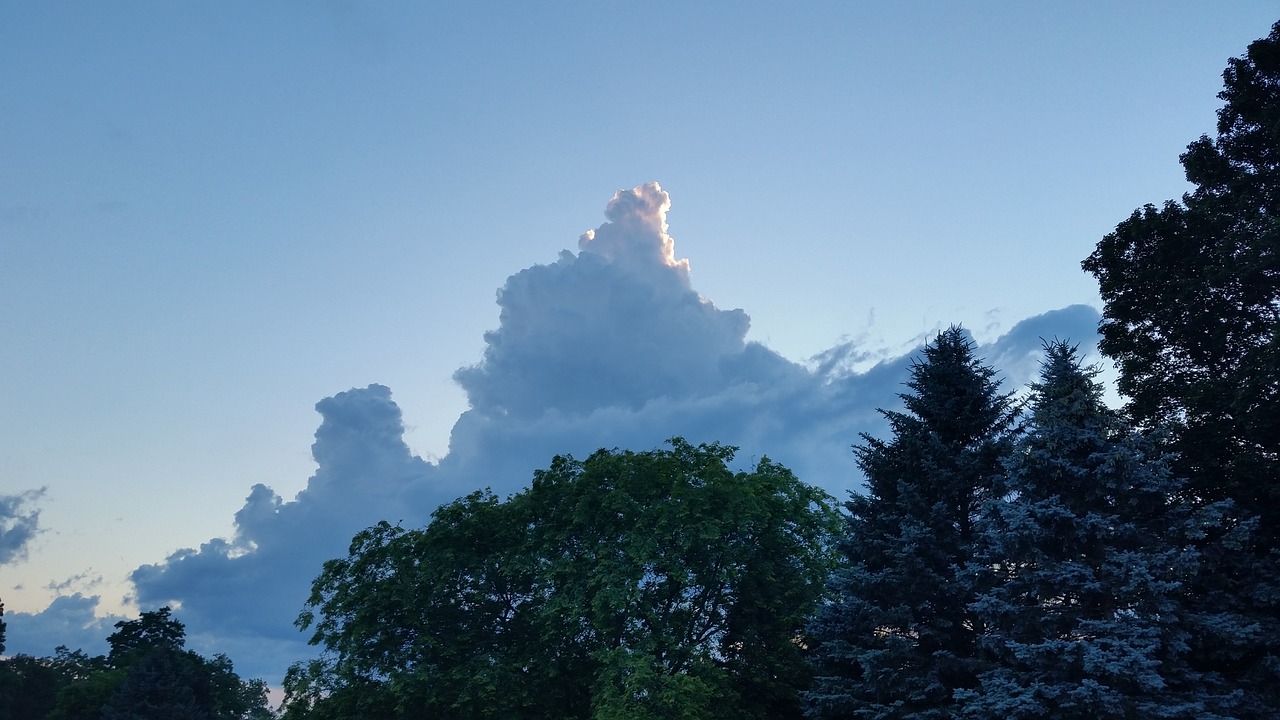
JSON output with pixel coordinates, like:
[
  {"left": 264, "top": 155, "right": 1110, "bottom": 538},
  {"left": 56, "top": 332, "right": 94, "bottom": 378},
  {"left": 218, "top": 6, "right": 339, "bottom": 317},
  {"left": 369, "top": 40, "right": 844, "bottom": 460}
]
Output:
[
  {"left": 1082, "top": 22, "right": 1280, "bottom": 714},
  {"left": 960, "top": 342, "right": 1237, "bottom": 719},
  {"left": 100, "top": 648, "right": 211, "bottom": 720},
  {"left": 806, "top": 327, "right": 1015, "bottom": 719}
]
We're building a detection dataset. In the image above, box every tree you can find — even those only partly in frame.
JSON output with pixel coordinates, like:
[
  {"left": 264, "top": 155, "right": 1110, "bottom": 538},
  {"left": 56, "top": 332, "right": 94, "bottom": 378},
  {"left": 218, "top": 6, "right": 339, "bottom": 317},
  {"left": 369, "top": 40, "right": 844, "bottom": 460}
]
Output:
[
  {"left": 44, "top": 666, "right": 124, "bottom": 720},
  {"left": 43, "top": 609, "right": 271, "bottom": 720},
  {"left": 806, "top": 327, "right": 1015, "bottom": 720},
  {"left": 960, "top": 341, "right": 1233, "bottom": 718},
  {"left": 107, "top": 607, "right": 186, "bottom": 665},
  {"left": 0, "top": 647, "right": 106, "bottom": 720},
  {"left": 0, "top": 653, "right": 73, "bottom": 720},
  {"left": 284, "top": 439, "right": 841, "bottom": 720},
  {"left": 284, "top": 492, "right": 550, "bottom": 720},
  {"left": 1081, "top": 21, "right": 1280, "bottom": 715},
  {"left": 100, "top": 648, "right": 209, "bottom": 720}
]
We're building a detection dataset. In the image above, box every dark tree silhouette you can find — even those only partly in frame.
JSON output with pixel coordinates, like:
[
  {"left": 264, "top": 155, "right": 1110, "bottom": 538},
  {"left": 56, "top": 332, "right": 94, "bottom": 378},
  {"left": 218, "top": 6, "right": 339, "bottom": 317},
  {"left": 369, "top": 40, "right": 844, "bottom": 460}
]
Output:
[
  {"left": 1083, "top": 21, "right": 1280, "bottom": 716},
  {"left": 806, "top": 328, "right": 1015, "bottom": 720}
]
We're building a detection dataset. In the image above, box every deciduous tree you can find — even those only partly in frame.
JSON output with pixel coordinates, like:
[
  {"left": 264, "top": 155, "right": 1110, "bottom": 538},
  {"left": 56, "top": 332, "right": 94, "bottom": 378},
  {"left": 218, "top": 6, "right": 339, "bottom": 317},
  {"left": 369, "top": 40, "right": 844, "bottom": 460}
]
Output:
[
  {"left": 1082, "top": 21, "right": 1280, "bottom": 715},
  {"left": 285, "top": 439, "right": 840, "bottom": 720},
  {"left": 42, "top": 609, "right": 271, "bottom": 720}
]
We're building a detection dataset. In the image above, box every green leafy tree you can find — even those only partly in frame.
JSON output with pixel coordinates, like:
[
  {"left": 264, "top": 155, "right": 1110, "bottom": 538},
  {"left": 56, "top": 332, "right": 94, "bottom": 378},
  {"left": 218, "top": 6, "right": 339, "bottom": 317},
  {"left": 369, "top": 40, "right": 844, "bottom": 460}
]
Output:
[
  {"left": 284, "top": 492, "right": 550, "bottom": 720},
  {"left": 44, "top": 609, "right": 271, "bottom": 720},
  {"left": 44, "top": 666, "right": 124, "bottom": 720},
  {"left": 806, "top": 327, "right": 1015, "bottom": 719},
  {"left": 106, "top": 607, "right": 186, "bottom": 665},
  {"left": 0, "top": 646, "right": 107, "bottom": 720},
  {"left": 1081, "top": 21, "right": 1280, "bottom": 715},
  {"left": 959, "top": 342, "right": 1234, "bottom": 718},
  {"left": 0, "top": 654, "right": 68, "bottom": 720},
  {"left": 285, "top": 439, "right": 841, "bottom": 720}
]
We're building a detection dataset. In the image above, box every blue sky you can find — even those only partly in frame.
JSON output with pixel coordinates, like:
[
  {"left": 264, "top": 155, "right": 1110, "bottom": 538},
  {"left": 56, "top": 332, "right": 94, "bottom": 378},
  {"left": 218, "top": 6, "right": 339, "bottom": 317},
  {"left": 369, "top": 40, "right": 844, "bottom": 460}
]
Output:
[{"left": 2, "top": 2, "right": 1276, "bottom": 684}]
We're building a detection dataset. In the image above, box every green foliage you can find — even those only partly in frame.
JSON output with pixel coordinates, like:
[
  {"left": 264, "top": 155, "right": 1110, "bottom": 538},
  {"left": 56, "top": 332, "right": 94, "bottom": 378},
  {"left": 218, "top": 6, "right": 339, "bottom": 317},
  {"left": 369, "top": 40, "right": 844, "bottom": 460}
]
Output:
[
  {"left": 806, "top": 327, "right": 1015, "bottom": 720},
  {"left": 285, "top": 439, "right": 841, "bottom": 720},
  {"left": 1082, "top": 21, "right": 1280, "bottom": 716},
  {"left": 0, "top": 647, "right": 107, "bottom": 720},
  {"left": 99, "top": 648, "right": 266, "bottom": 720},
  {"left": 10, "top": 610, "right": 273, "bottom": 720},
  {"left": 100, "top": 649, "right": 205, "bottom": 720},
  {"left": 106, "top": 607, "right": 185, "bottom": 666},
  {"left": 0, "top": 652, "right": 85, "bottom": 720},
  {"left": 45, "top": 666, "right": 124, "bottom": 720}
]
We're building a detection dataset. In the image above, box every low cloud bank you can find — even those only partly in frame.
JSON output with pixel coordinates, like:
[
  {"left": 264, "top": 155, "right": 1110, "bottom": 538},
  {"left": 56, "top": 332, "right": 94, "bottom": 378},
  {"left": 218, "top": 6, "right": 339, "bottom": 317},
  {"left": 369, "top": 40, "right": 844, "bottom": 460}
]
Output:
[
  {"left": 7, "top": 183, "right": 1101, "bottom": 682},
  {"left": 4, "top": 594, "right": 123, "bottom": 657}
]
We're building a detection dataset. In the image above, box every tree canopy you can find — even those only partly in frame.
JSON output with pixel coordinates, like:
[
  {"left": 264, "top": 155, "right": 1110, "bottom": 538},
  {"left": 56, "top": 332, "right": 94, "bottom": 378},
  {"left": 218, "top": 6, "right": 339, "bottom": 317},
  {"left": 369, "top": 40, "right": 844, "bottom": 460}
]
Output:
[
  {"left": 960, "top": 342, "right": 1235, "bottom": 718},
  {"left": 284, "top": 438, "right": 841, "bottom": 720},
  {"left": 1082, "top": 20, "right": 1280, "bottom": 715},
  {"left": 8, "top": 18, "right": 1280, "bottom": 720},
  {"left": 0, "top": 608, "right": 271, "bottom": 720},
  {"left": 806, "top": 327, "right": 1015, "bottom": 719}
]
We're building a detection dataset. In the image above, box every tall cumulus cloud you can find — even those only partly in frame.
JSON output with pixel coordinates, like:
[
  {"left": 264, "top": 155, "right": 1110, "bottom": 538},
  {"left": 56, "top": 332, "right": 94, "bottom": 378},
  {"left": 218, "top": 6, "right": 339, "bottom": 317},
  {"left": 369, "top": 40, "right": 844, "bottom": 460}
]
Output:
[
  {"left": 454, "top": 183, "right": 749, "bottom": 419},
  {"left": 7, "top": 183, "right": 1102, "bottom": 682}
]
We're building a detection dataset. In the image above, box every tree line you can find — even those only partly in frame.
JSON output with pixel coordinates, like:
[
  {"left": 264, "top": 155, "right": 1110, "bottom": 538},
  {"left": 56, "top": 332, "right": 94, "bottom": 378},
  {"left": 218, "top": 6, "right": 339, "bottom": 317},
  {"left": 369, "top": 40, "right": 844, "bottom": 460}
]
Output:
[
  {"left": 279, "top": 22, "right": 1279, "bottom": 719},
  {"left": 2, "top": 18, "right": 1277, "bottom": 720},
  {"left": 0, "top": 608, "right": 271, "bottom": 720}
]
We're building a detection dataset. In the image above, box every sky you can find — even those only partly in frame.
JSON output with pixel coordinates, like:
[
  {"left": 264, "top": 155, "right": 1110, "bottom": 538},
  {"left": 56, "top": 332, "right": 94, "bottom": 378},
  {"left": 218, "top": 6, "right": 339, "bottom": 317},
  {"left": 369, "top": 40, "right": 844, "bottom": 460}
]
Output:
[{"left": 2, "top": 2, "right": 1276, "bottom": 685}]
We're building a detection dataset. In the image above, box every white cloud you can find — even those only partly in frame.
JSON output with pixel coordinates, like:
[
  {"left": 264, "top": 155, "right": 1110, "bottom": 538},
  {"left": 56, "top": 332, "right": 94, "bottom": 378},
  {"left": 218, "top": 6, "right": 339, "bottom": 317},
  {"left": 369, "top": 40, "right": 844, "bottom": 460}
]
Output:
[
  {"left": 454, "top": 183, "right": 750, "bottom": 420},
  {"left": 11, "top": 184, "right": 1102, "bottom": 683},
  {"left": 578, "top": 182, "right": 690, "bottom": 277}
]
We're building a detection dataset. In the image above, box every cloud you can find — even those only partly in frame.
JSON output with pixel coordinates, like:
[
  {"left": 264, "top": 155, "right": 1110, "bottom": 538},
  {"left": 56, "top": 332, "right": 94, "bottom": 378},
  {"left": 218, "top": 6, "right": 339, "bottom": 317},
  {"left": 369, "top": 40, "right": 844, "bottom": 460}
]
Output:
[
  {"left": 454, "top": 182, "right": 750, "bottom": 419},
  {"left": 3, "top": 594, "right": 124, "bottom": 657},
  {"left": 25, "top": 183, "right": 1101, "bottom": 683},
  {"left": 0, "top": 488, "right": 46, "bottom": 566},
  {"left": 127, "top": 384, "right": 448, "bottom": 678},
  {"left": 44, "top": 571, "right": 104, "bottom": 594},
  {"left": 980, "top": 302, "right": 1103, "bottom": 382},
  {"left": 579, "top": 182, "right": 690, "bottom": 277}
]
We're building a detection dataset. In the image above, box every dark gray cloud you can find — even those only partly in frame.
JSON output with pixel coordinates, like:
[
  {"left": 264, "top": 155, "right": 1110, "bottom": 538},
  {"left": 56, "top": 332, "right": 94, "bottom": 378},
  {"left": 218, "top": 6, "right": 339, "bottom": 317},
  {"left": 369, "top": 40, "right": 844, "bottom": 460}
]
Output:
[
  {"left": 12, "top": 183, "right": 1102, "bottom": 683},
  {"left": 980, "top": 303, "right": 1103, "bottom": 382},
  {"left": 0, "top": 488, "right": 45, "bottom": 566},
  {"left": 44, "top": 571, "right": 104, "bottom": 594},
  {"left": 3, "top": 594, "right": 123, "bottom": 657}
]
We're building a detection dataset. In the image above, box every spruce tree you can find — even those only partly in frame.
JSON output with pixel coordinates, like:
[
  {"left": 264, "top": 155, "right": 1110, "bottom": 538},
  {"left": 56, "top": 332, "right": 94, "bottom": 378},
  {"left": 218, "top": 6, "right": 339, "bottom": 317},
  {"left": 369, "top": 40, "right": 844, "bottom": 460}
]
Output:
[
  {"left": 960, "top": 342, "right": 1236, "bottom": 719},
  {"left": 806, "top": 327, "right": 1014, "bottom": 720}
]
